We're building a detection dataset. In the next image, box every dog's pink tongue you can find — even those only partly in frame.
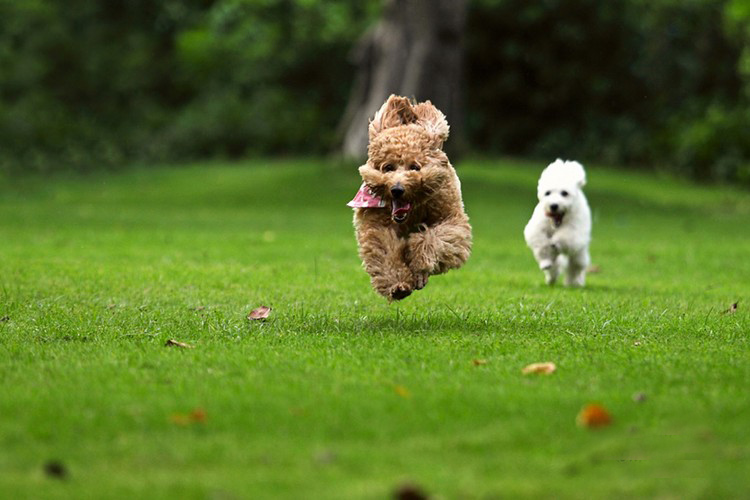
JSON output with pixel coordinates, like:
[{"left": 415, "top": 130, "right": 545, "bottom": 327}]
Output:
[{"left": 391, "top": 199, "right": 411, "bottom": 218}]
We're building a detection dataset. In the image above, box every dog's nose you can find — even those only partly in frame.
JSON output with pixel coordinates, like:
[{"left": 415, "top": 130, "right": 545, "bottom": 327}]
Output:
[
  {"left": 549, "top": 203, "right": 559, "bottom": 212},
  {"left": 390, "top": 184, "right": 405, "bottom": 199}
]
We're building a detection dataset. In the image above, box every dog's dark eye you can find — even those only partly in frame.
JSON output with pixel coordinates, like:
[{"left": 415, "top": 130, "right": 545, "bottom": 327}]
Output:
[
  {"left": 382, "top": 164, "right": 395, "bottom": 172},
  {"left": 561, "top": 190, "right": 569, "bottom": 197},
  {"left": 409, "top": 164, "right": 421, "bottom": 171},
  {"left": 544, "top": 191, "right": 551, "bottom": 196}
]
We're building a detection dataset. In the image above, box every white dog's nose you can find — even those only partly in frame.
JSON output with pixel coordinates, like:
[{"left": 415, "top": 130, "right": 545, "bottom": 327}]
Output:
[{"left": 549, "top": 203, "right": 559, "bottom": 212}]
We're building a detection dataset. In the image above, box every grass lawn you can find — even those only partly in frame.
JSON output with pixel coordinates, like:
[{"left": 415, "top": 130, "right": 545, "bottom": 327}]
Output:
[{"left": 1, "top": 158, "right": 749, "bottom": 498}]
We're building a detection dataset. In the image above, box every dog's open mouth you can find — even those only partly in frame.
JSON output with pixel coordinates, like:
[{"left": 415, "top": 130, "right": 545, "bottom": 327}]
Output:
[
  {"left": 546, "top": 211, "right": 564, "bottom": 227},
  {"left": 391, "top": 199, "right": 412, "bottom": 223}
]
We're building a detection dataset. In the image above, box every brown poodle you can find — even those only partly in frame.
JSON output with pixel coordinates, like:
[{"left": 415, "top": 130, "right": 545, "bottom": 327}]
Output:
[{"left": 347, "top": 95, "right": 472, "bottom": 300}]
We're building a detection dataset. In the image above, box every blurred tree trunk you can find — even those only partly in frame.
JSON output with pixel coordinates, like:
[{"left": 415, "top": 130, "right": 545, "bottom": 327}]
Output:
[{"left": 337, "top": 0, "right": 467, "bottom": 160}]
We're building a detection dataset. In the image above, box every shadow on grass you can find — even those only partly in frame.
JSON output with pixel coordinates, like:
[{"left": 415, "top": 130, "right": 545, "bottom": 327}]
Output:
[{"left": 253, "top": 301, "right": 583, "bottom": 336}]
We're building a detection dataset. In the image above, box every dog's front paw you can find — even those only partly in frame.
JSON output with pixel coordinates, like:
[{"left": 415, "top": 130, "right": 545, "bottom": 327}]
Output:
[
  {"left": 539, "top": 259, "right": 554, "bottom": 270},
  {"left": 413, "top": 271, "right": 429, "bottom": 290},
  {"left": 389, "top": 283, "right": 413, "bottom": 301}
]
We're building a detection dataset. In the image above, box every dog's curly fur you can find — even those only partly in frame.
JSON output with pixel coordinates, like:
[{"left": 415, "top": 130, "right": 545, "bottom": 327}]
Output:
[
  {"left": 524, "top": 159, "right": 592, "bottom": 286},
  {"left": 351, "top": 95, "right": 472, "bottom": 300}
]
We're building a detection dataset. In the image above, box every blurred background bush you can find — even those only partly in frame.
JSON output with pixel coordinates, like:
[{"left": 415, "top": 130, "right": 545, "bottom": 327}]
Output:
[{"left": 1, "top": 0, "right": 748, "bottom": 184}]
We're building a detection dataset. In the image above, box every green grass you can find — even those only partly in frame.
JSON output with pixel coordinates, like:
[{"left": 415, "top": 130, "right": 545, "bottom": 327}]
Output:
[{"left": 1, "top": 158, "right": 749, "bottom": 498}]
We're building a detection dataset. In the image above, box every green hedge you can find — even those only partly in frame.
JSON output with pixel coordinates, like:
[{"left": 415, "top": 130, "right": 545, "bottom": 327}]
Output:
[
  {"left": 1, "top": 0, "right": 748, "bottom": 183},
  {"left": 0, "top": 0, "right": 378, "bottom": 173},
  {"left": 467, "top": 0, "right": 748, "bottom": 182}
]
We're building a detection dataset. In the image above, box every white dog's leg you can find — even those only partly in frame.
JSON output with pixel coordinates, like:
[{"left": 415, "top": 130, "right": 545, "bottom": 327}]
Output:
[
  {"left": 534, "top": 243, "right": 557, "bottom": 271},
  {"left": 532, "top": 243, "right": 559, "bottom": 285},
  {"left": 544, "top": 266, "right": 559, "bottom": 286},
  {"left": 565, "top": 248, "right": 590, "bottom": 287}
]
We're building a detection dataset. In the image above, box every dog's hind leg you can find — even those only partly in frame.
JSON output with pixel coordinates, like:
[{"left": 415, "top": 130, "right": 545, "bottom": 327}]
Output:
[
  {"left": 407, "top": 218, "right": 472, "bottom": 278},
  {"left": 357, "top": 227, "right": 414, "bottom": 300},
  {"left": 565, "top": 248, "right": 589, "bottom": 287}
]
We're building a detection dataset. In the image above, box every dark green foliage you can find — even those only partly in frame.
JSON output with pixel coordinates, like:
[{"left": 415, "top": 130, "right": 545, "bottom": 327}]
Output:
[
  {"left": 1, "top": 0, "right": 749, "bottom": 183},
  {"left": 466, "top": 0, "right": 747, "bottom": 182},
  {"left": 0, "top": 0, "right": 379, "bottom": 173}
]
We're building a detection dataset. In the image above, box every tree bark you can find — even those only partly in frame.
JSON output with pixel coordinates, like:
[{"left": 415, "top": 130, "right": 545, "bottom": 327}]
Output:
[{"left": 337, "top": 0, "right": 467, "bottom": 160}]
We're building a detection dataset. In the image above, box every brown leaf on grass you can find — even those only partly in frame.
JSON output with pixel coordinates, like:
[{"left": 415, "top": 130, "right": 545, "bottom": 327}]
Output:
[
  {"left": 393, "top": 483, "right": 429, "bottom": 500},
  {"left": 587, "top": 264, "right": 602, "bottom": 274},
  {"left": 394, "top": 385, "right": 412, "bottom": 399},
  {"left": 189, "top": 408, "right": 207, "bottom": 422},
  {"left": 522, "top": 362, "right": 556, "bottom": 375},
  {"left": 170, "top": 408, "right": 207, "bottom": 426},
  {"left": 577, "top": 403, "right": 612, "bottom": 428},
  {"left": 723, "top": 302, "right": 738, "bottom": 314},
  {"left": 248, "top": 305, "right": 271, "bottom": 321},
  {"left": 472, "top": 359, "right": 488, "bottom": 366},
  {"left": 165, "top": 339, "right": 194, "bottom": 349}
]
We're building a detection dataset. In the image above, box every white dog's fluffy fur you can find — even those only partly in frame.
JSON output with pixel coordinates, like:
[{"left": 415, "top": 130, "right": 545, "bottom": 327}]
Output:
[{"left": 524, "top": 159, "right": 591, "bottom": 286}]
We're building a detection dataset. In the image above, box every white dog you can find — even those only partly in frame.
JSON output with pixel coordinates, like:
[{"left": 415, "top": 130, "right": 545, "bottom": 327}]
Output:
[{"left": 524, "top": 159, "right": 591, "bottom": 286}]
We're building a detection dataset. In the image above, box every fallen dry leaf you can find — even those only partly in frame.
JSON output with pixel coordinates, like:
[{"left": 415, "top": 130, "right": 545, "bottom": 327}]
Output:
[
  {"left": 190, "top": 408, "right": 207, "bottom": 422},
  {"left": 577, "top": 403, "right": 612, "bottom": 428},
  {"left": 248, "top": 305, "right": 272, "bottom": 321},
  {"left": 522, "top": 362, "right": 556, "bottom": 375},
  {"left": 472, "top": 359, "right": 488, "bottom": 366},
  {"left": 587, "top": 264, "right": 602, "bottom": 274},
  {"left": 723, "top": 302, "right": 738, "bottom": 314},
  {"left": 394, "top": 385, "right": 412, "bottom": 398},
  {"left": 165, "top": 339, "right": 194, "bottom": 349},
  {"left": 170, "top": 408, "right": 207, "bottom": 426},
  {"left": 633, "top": 341, "right": 642, "bottom": 346}
]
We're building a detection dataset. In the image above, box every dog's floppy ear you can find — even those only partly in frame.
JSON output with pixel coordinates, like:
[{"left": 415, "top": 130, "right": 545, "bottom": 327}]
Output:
[
  {"left": 413, "top": 101, "right": 449, "bottom": 149},
  {"left": 565, "top": 160, "right": 587, "bottom": 188},
  {"left": 368, "top": 95, "right": 417, "bottom": 141}
]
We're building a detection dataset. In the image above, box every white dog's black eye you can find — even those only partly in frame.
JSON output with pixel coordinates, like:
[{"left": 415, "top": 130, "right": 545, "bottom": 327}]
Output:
[
  {"left": 409, "top": 164, "right": 421, "bottom": 171},
  {"left": 544, "top": 191, "right": 551, "bottom": 196},
  {"left": 561, "top": 190, "right": 569, "bottom": 197},
  {"left": 382, "top": 164, "right": 395, "bottom": 172}
]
